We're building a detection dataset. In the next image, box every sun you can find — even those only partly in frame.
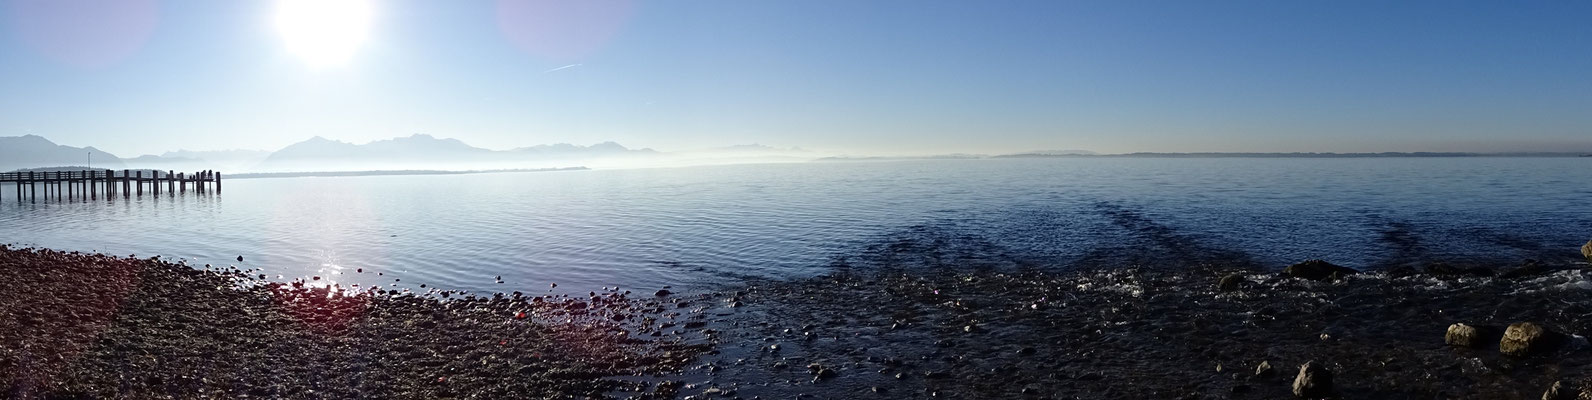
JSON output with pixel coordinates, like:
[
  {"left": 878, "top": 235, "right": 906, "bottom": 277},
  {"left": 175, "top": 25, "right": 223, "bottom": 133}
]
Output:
[{"left": 274, "top": 0, "right": 374, "bottom": 67}]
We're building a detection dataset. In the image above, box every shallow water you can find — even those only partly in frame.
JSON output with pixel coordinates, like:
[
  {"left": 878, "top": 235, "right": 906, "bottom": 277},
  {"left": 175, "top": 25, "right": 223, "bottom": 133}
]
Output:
[{"left": 2, "top": 158, "right": 1589, "bottom": 294}]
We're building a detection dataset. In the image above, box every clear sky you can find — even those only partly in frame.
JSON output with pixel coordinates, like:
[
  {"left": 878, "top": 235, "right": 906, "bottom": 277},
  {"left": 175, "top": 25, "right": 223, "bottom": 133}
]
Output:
[{"left": 2, "top": 0, "right": 1590, "bottom": 156}]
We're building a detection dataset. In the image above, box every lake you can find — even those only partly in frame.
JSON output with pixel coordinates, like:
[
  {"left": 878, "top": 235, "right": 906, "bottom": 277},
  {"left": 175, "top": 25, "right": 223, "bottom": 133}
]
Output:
[{"left": 3, "top": 158, "right": 1589, "bottom": 294}]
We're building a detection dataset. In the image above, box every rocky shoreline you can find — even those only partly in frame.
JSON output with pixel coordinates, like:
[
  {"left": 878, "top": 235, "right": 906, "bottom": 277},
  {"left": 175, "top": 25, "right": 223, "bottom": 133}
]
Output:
[
  {"left": 667, "top": 258, "right": 1592, "bottom": 399},
  {"left": 0, "top": 246, "right": 706, "bottom": 399},
  {"left": 5, "top": 243, "right": 1592, "bottom": 399}
]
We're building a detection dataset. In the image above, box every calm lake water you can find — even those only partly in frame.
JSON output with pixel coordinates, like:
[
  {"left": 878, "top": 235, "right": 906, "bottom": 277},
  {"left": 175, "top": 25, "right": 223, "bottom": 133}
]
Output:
[{"left": 3, "top": 158, "right": 1589, "bottom": 294}]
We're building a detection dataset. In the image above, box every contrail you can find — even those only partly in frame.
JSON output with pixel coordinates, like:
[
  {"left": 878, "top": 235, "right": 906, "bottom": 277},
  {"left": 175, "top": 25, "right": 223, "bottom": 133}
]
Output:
[{"left": 544, "top": 63, "right": 582, "bottom": 73}]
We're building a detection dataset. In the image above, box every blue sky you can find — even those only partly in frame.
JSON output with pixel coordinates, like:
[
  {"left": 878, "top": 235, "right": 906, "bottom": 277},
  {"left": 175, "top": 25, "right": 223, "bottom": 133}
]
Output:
[{"left": 2, "top": 0, "right": 1589, "bottom": 156}]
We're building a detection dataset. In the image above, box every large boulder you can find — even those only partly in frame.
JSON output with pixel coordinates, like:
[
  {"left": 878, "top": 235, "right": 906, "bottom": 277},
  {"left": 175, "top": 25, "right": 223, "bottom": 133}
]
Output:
[
  {"left": 1444, "top": 323, "right": 1496, "bottom": 348},
  {"left": 1500, "top": 322, "right": 1561, "bottom": 357},
  {"left": 1291, "top": 361, "right": 1335, "bottom": 398},
  {"left": 1284, "top": 260, "right": 1358, "bottom": 281}
]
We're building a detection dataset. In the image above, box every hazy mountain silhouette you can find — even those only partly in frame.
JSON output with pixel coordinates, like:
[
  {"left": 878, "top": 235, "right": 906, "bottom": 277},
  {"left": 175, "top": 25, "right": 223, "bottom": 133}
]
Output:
[
  {"left": 124, "top": 154, "right": 200, "bottom": 164},
  {"left": 511, "top": 141, "right": 657, "bottom": 156},
  {"left": 160, "top": 149, "right": 272, "bottom": 162},
  {"left": 120, "top": 149, "right": 273, "bottom": 172},
  {"left": 253, "top": 134, "right": 662, "bottom": 171},
  {"left": 0, "top": 135, "right": 125, "bottom": 171},
  {"left": 709, "top": 143, "right": 808, "bottom": 153}
]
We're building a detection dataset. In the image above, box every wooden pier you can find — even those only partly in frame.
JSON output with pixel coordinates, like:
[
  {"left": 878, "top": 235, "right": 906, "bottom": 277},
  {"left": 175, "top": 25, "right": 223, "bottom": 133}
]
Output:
[{"left": 0, "top": 170, "right": 220, "bottom": 204}]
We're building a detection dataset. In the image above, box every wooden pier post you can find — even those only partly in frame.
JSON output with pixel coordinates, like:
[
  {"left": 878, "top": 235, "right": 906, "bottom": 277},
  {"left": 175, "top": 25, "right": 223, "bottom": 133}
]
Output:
[{"left": 0, "top": 169, "right": 224, "bottom": 204}]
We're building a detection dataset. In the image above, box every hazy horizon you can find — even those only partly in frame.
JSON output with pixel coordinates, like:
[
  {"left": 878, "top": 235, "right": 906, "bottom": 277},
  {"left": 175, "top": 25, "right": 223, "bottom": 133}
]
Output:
[{"left": 4, "top": 1, "right": 1591, "bottom": 157}]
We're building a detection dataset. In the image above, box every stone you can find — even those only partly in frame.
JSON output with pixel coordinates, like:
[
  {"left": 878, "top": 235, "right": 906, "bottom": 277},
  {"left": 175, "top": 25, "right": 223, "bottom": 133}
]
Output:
[
  {"left": 1542, "top": 380, "right": 1574, "bottom": 400},
  {"left": 1254, "top": 361, "right": 1274, "bottom": 378},
  {"left": 1218, "top": 274, "right": 1246, "bottom": 291},
  {"left": 812, "top": 368, "right": 836, "bottom": 382},
  {"left": 1283, "top": 260, "right": 1358, "bottom": 281},
  {"left": 1444, "top": 323, "right": 1495, "bottom": 348},
  {"left": 655, "top": 289, "right": 672, "bottom": 297},
  {"left": 1291, "top": 361, "right": 1333, "bottom": 398},
  {"left": 1583, "top": 240, "right": 1592, "bottom": 263},
  {"left": 1501, "top": 322, "right": 1560, "bottom": 357}
]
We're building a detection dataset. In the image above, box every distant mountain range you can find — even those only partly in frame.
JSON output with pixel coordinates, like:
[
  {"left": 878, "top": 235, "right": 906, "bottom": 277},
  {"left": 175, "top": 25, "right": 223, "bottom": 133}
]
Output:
[
  {"left": 7, "top": 134, "right": 1586, "bottom": 173},
  {"left": 257, "top": 134, "right": 660, "bottom": 171},
  {"left": 819, "top": 150, "right": 1592, "bottom": 162},
  {"left": 0, "top": 135, "right": 124, "bottom": 171},
  {"left": 0, "top": 134, "right": 674, "bottom": 172}
]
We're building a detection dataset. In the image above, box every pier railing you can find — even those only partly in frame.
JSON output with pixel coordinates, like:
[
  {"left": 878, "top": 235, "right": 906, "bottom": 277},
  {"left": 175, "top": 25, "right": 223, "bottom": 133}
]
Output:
[{"left": 0, "top": 169, "right": 220, "bottom": 204}]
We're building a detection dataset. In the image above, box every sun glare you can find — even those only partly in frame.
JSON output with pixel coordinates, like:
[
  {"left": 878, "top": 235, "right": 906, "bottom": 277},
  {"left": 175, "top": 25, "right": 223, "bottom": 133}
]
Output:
[{"left": 274, "top": 0, "right": 373, "bottom": 68}]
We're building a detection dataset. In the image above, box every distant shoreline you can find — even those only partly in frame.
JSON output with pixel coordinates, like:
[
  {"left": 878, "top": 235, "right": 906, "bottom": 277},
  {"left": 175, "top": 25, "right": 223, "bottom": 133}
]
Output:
[
  {"left": 820, "top": 152, "right": 1592, "bottom": 162},
  {"left": 223, "top": 167, "right": 589, "bottom": 180}
]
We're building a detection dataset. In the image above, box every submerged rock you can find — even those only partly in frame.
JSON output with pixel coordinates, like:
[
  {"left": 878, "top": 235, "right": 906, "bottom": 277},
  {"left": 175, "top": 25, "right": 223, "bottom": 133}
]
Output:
[
  {"left": 1218, "top": 274, "right": 1246, "bottom": 291},
  {"left": 1384, "top": 265, "right": 1420, "bottom": 278},
  {"left": 1444, "top": 323, "right": 1495, "bottom": 348},
  {"left": 1291, "top": 361, "right": 1334, "bottom": 398},
  {"left": 1501, "top": 322, "right": 1561, "bottom": 357},
  {"left": 1499, "top": 260, "right": 1552, "bottom": 279},
  {"left": 1284, "top": 260, "right": 1357, "bottom": 281},
  {"left": 1424, "top": 262, "right": 1494, "bottom": 278}
]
